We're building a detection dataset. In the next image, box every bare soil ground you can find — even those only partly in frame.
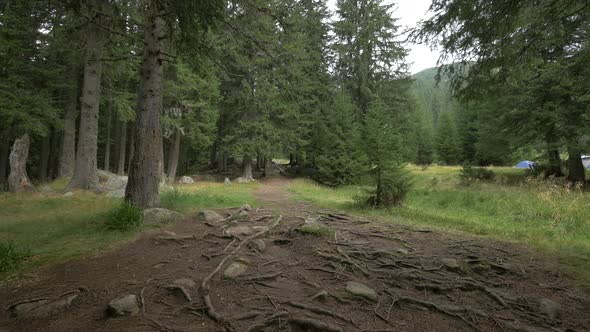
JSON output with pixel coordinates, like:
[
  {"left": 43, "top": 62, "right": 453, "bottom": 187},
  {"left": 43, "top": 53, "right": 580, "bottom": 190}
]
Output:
[{"left": 0, "top": 178, "right": 588, "bottom": 331}]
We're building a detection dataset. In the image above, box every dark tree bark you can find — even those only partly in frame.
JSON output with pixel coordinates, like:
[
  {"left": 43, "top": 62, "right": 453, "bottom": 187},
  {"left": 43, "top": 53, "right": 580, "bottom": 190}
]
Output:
[
  {"left": 264, "top": 158, "right": 273, "bottom": 177},
  {"left": 209, "top": 140, "right": 218, "bottom": 169},
  {"left": 117, "top": 120, "right": 127, "bottom": 175},
  {"left": 567, "top": 145, "right": 585, "bottom": 184},
  {"left": 49, "top": 128, "right": 61, "bottom": 179},
  {"left": 0, "top": 130, "right": 11, "bottom": 188},
  {"left": 546, "top": 148, "right": 564, "bottom": 178},
  {"left": 126, "top": 122, "right": 135, "bottom": 175},
  {"left": 125, "top": 2, "right": 165, "bottom": 208},
  {"left": 38, "top": 134, "right": 50, "bottom": 181},
  {"left": 242, "top": 155, "right": 253, "bottom": 179},
  {"left": 59, "top": 67, "right": 79, "bottom": 178},
  {"left": 67, "top": 1, "right": 105, "bottom": 190},
  {"left": 8, "top": 134, "right": 35, "bottom": 192},
  {"left": 103, "top": 100, "right": 112, "bottom": 171},
  {"left": 289, "top": 153, "right": 294, "bottom": 165},
  {"left": 167, "top": 128, "right": 181, "bottom": 182}
]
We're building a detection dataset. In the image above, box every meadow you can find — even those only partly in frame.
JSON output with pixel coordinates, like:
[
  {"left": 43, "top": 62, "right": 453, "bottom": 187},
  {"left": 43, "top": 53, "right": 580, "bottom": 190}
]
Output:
[
  {"left": 289, "top": 166, "right": 590, "bottom": 284},
  {"left": 0, "top": 181, "right": 258, "bottom": 279}
]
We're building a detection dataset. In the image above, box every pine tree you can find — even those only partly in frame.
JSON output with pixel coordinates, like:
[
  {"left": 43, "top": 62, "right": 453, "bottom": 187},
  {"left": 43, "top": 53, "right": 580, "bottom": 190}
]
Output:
[{"left": 436, "top": 112, "right": 460, "bottom": 165}]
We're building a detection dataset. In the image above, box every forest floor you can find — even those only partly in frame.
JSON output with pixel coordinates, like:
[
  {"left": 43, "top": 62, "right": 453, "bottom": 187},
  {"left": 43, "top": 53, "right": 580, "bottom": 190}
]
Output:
[{"left": 0, "top": 178, "right": 589, "bottom": 331}]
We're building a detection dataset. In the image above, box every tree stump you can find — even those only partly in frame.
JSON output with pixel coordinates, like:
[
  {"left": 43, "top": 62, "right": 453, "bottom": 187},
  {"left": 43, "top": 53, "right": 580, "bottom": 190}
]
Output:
[{"left": 8, "top": 134, "right": 35, "bottom": 193}]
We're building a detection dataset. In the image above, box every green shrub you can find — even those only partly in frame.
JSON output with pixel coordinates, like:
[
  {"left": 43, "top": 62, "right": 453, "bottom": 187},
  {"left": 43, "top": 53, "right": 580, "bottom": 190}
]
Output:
[
  {"left": 160, "top": 188, "right": 189, "bottom": 211},
  {"left": 105, "top": 202, "right": 143, "bottom": 231},
  {"left": 0, "top": 242, "right": 30, "bottom": 273},
  {"left": 362, "top": 165, "right": 413, "bottom": 207},
  {"left": 459, "top": 164, "right": 495, "bottom": 185}
]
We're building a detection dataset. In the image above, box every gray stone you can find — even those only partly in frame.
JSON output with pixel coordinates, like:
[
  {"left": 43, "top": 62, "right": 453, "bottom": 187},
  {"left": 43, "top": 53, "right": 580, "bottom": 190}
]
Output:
[
  {"left": 103, "top": 175, "right": 128, "bottom": 191},
  {"left": 63, "top": 191, "right": 74, "bottom": 197},
  {"left": 396, "top": 248, "right": 409, "bottom": 255},
  {"left": 173, "top": 278, "right": 196, "bottom": 289},
  {"left": 235, "top": 176, "right": 254, "bottom": 183},
  {"left": 106, "top": 189, "right": 125, "bottom": 198},
  {"left": 143, "top": 208, "right": 183, "bottom": 225},
  {"left": 236, "top": 210, "right": 249, "bottom": 219},
  {"left": 539, "top": 299, "right": 561, "bottom": 320},
  {"left": 240, "top": 204, "right": 253, "bottom": 211},
  {"left": 224, "top": 178, "right": 231, "bottom": 186},
  {"left": 10, "top": 295, "right": 78, "bottom": 318},
  {"left": 224, "top": 225, "right": 255, "bottom": 237},
  {"left": 197, "top": 210, "right": 224, "bottom": 223},
  {"left": 177, "top": 176, "right": 194, "bottom": 184},
  {"left": 107, "top": 294, "right": 140, "bottom": 317},
  {"left": 345, "top": 281, "right": 377, "bottom": 301},
  {"left": 249, "top": 239, "right": 266, "bottom": 252},
  {"left": 441, "top": 258, "right": 460, "bottom": 270},
  {"left": 40, "top": 185, "right": 53, "bottom": 193},
  {"left": 223, "top": 261, "right": 248, "bottom": 279}
]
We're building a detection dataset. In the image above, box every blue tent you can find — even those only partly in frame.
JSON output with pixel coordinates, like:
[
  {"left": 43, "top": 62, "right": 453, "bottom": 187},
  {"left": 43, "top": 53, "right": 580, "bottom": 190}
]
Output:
[{"left": 515, "top": 160, "right": 536, "bottom": 169}]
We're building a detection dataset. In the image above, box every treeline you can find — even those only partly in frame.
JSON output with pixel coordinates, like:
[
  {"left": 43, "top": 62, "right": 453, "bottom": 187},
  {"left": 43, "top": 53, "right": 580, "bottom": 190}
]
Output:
[
  {"left": 0, "top": 0, "right": 418, "bottom": 207},
  {"left": 414, "top": 0, "right": 590, "bottom": 183}
]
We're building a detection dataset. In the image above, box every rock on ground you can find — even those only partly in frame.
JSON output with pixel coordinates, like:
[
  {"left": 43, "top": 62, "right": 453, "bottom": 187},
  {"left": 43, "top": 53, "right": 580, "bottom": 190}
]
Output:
[
  {"left": 197, "top": 210, "right": 224, "bottom": 223},
  {"left": 173, "top": 278, "right": 196, "bottom": 289},
  {"left": 235, "top": 177, "right": 255, "bottom": 183},
  {"left": 345, "top": 281, "right": 377, "bottom": 301},
  {"left": 102, "top": 175, "right": 128, "bottom": 191},
  {"left": 224, "top": 178, "right": 231, "bottom": 186},
  {"left": 143, "top": 208, "right": 183, "bottom": 225},
  {"left": 240, "top": 204, "right": 252, "bottom": 211},
  {"left": 177, "top": 176, "right": 194, "bottom": 184},
  {"left": 539, "top": 298, "right": 561, "bottom": 320},
  {"left": 249, "top": 239, "right": 266, "bottom": 252},
  {"left": 40, "top": 185, "right": 53, "bottom": 193},
  {"left": 224, "top": 261, "right": 248, "bottom": 279},
  {"left": 10, "top": 294, "right": 78, "bottom": 318},
  {"left": 63, "top": 192, "right": 74, "bottom": 197},
  {"left": 107, "top": 295, "right": 139, "bottom": 317},
  {"left": 224, "top": 225, "right": 255, "bottom": 237},
  {"left": 441, "top": 258, "right": 460, "bottom": 270},
  {"left": 106, "top": 189, "right": 125, "bottom": 198}
]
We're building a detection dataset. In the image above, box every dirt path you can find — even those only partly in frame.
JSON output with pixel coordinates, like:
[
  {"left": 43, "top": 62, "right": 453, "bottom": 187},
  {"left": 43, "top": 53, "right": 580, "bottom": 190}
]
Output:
[{"left": 1, "top": 179, "right": 589, "bottom": 331}]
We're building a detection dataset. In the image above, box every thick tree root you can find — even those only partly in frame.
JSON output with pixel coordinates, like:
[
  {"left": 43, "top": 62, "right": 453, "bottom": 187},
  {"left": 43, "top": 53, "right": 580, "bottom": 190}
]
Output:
[
  {"left": 199, "top": 215, "right": 282, "bottom": 331},
  {"left": 247, "top": 312, "right": 344, "bottom": 332},
  {"left": 284, "top": 300, "right": 358, "bottom": 327}
]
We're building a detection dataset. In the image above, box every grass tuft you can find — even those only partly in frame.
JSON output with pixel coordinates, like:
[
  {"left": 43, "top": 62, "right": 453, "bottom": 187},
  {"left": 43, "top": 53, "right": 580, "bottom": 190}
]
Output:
[
  {"left": 104, "top": 202, "right": 143, "bottom": 231},
  {"left": 0, "top": 242, "right": 31, "bottom": 273}
]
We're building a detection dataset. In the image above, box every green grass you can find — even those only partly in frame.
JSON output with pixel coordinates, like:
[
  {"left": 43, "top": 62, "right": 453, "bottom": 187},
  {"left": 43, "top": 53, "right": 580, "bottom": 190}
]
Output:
[
  {"left": 0, "top": 180, "right": 258, "bottom": 279},
  {"left": 289, "top": 166, "right": 590, "bottom": 285},
  {"left": 160, "top": 181, "right": 259, "bottom": 213}
]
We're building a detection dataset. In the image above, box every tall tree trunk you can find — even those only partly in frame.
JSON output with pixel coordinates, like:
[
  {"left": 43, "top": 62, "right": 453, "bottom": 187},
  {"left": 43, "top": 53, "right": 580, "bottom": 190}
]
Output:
[
  {"left": 127, "top": 122, "right": 135, "bottom": 175},
  {"left": 67, "top": 3, "right": 105, "bottom": 190},
  {"left": 242, "top": 155, "right": 253, "bottom": 179},
  {"left": 0, "top": 129, "right": 11, "bottom": 189},
  {"left": 125, "top": 3, "right": 165, "bottom": 208},
  {"left": 546, "top": 148, "right": 564, "bottom": 178},
  {"left": 8, "top": 134, "right": 34, "bottom": 192},
  {"left": 103, "top": 100, "right": 112, "bottom": 171},
  {"left": 567, "top": 145, "right": 585, "bottom": 184},
  {"left": 209, "top": 141, "right": 218, "bottom": 169},
  {"left": 289, "top": 153, "right": 294, "bottom": 165},
  {"left": 49, "top": 128, "right": 61, "bottom": 180},
  {"left": 38, "top": 134, "right": 50, "bottom": 182},
  {"left": 59, "top": 67, "right": 79, "bottom": 178},
  {"left": 167, "top": 128, "right": 180, "bottom": 182},
  {"left": 264, "top": 158, "right": 273, "bottom": 177},
  {"left": 117, "top": 120, "right": 127, "bottom": 175}
]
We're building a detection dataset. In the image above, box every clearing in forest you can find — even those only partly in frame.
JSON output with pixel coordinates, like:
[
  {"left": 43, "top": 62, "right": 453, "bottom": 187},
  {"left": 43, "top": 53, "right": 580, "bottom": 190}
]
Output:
[{"left": 1, "top": 179, "right": 588, "bottom": 331}]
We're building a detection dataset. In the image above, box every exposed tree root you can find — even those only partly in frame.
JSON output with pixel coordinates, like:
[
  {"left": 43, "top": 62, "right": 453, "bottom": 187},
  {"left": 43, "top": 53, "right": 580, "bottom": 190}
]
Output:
[
  {"left": 200, "top": 215, "right": 282, "bottom": 331},
  {"left": 247, "top": 312, "right": 344, "bottom": 332},
  {"left": 284, "top": 301, "right": 358, "bottom": 327},
  {"left": 163, "top": 285, "right": 192, "bottom": 302},
  {"left": 240, "top": 271, "right": 283, "bottom": 282}
]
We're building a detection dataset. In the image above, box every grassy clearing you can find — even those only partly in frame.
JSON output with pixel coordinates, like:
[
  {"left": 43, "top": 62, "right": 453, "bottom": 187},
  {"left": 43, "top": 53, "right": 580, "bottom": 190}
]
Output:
[
  {"left": 289, "top": 166, "right": 590, "bottom": 285},
  {"left": 0, "top": 180, "right": 258, "bottom": 278}
]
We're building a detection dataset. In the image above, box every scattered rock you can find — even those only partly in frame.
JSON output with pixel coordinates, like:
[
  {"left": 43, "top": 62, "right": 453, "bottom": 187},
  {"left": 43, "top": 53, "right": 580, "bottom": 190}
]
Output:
[
  {"left": 396, "top": 248, "right": 409, "bottom": 255},
  {"left": 161, "top": 230, "right": 177, "bottom": 237},
  {"left": 197, "top": 210, "right": 224, "bottom": 223},
  {"left": 539, "top": 298, "right": 561, "bottom": 320},
  {"left": 251, "top": 225, "right": 270, "bottom": 233},
  {"left": 106, "top": 189, "right": 125, "bottom": 198},
  {"left": 224, "top": 178, "right": 231, "bottom": 186},
  {"left": 249, "top": 239, "right": 266, "bottom": 252},
  {"left": 102, "top": 175, "right": 128, "bottom": 191},
  {"left": 177, "top": 176, "right": 194, "bottom": 184},
  {"left": 107, "top": 295, "right": 139, "bottom": 317},
  {"left": 173, "top": 278, "right": 196, "bottom": 289},
  {"left": 240, "top": 204, "right": 253, "bottom": 211},
  {"left": 235, "top": 176, "right": 254, "bottom": 183},
  {"left": 224, "top": 261, "right": 248, "bottom": 279},
  {"left": 40, "top": 185, "right": 53, "bottom": 193},
  {"left": 224, "top": 225, "right": 255, "bottom": 237},
  {"left": 143, "top": 208, "right": 183, "bottom": 225},
  {"left": 63, "top": 191, "right": 74, "bottom": 197},
  {"left": 345, "top": 281, "right": 377, "bottom": 301},
  {"left": 10, "top": 294, "right": 78, "bottom": 318},
  {"left": 441, "top": 258, "right": 460, "bottom": 270},
  {"left": 236, "top": 210, "right": 249, "bottom": 219},
  {"left": 311, "top": 290, "right": 329, "bottom": 302}
]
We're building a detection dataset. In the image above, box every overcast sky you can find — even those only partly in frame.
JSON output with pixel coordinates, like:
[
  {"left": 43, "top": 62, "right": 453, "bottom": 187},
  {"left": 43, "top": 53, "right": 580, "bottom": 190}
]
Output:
[{"left": 327, "top": 0, "right": 440, "bottom": 74}]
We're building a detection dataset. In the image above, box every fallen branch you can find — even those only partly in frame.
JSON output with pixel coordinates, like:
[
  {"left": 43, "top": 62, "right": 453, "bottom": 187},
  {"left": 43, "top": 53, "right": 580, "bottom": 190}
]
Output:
[{"left": 163, "top": 285, "right": 192, "bottom": 302}]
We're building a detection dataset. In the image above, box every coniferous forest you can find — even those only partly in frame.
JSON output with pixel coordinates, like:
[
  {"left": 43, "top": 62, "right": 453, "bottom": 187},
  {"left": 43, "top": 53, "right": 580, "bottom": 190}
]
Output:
[{"left": 1, "top": 1, "right": 590, "bottom": 331}]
